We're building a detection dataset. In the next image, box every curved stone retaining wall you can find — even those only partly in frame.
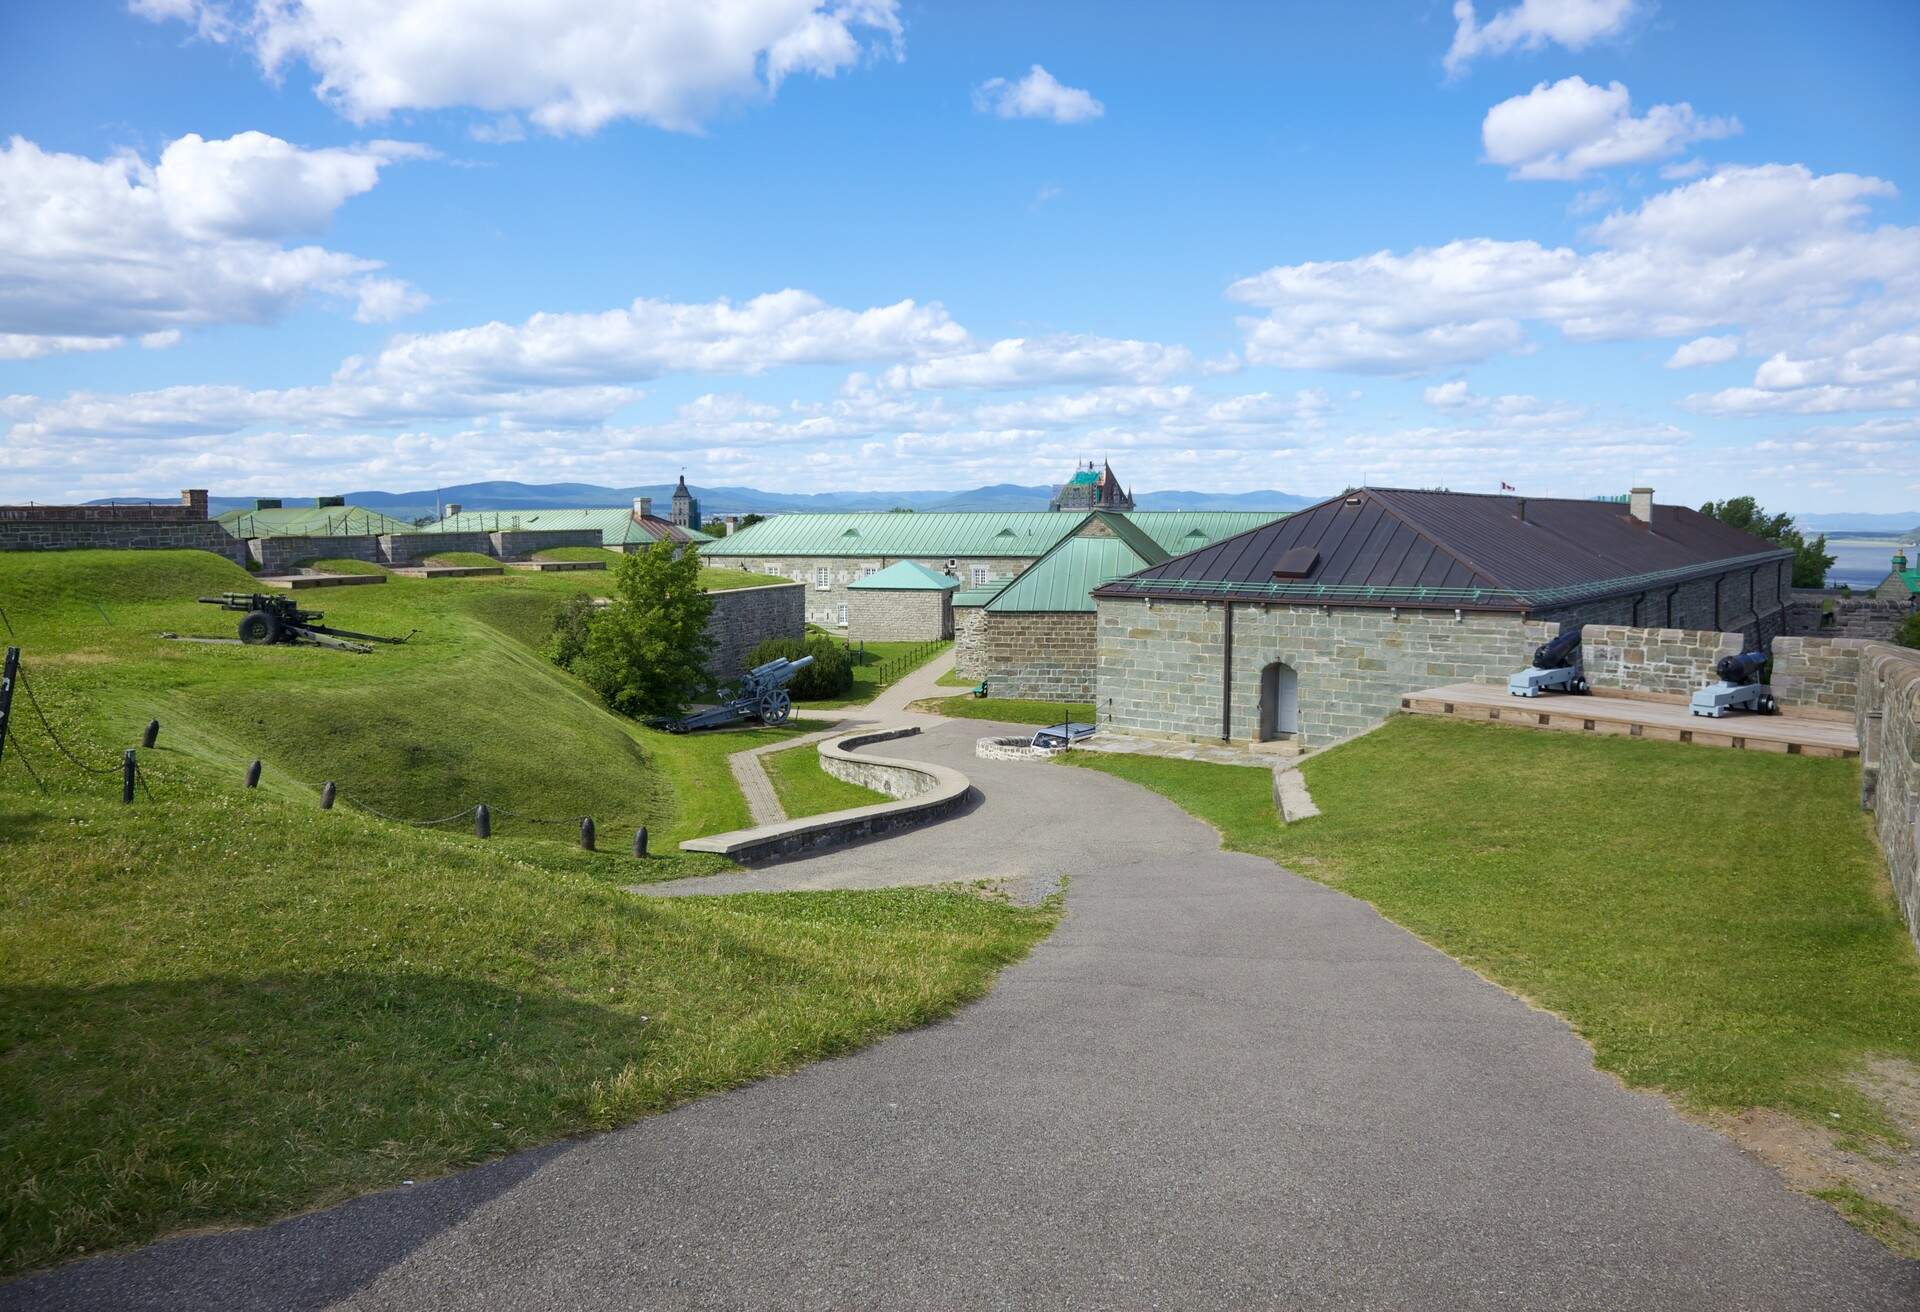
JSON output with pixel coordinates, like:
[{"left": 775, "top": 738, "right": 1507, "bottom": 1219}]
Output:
[{"left": 680, "top": 726, "right": 971, "bottom": 864}]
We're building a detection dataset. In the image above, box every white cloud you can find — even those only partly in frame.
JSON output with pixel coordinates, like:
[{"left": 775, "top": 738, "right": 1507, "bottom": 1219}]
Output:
[
  {"left": 1445, "top": 0, "right": 1639, "bottom": 77},
  {"left": 1227, "top": 164, "right": 1920, "bottom": 375},
  {"left": 1482, "top": 77, "right": 1738, "bottom": 181},
  {"left": 140, "top": 1, "right": 904, "bottom": 135},
  {"left": 878, "top": 335, "right": 1189, "bottom": 390},
  {"left": 352, "top": 278, "right": 433, "bottom": 324},
  {"left": 1666, "top": 335, "right": 1740, "bottom": 368},
  {"left": 972, "top": 66, "right": 1104, "bottom": 124},
  {"left": 1684, "top": 328, "right": 1920, "bottom": 414},
  {"left": 1423, "top": 380, "right": 1477, "bottom": 408},
  {"left": 0, "top": 131, "right": 424, "bottom": 356}
]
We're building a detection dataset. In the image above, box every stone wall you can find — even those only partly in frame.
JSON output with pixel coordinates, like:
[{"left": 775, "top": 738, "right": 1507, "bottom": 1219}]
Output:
[
  {"left": 704, "top": 582, "right": 805, "bottom": 684},
  {"left": 490, "top": 529, "right": 606, "bottom": 558},
  {"left": 1578, "top": 625, "right": 1742, "bottom": 699},
  {"left": 716, "top": 553, "right": 1033, "bottom": 629},
  {"left": 976, "top": 611, "right": 1098, "bottom": 701},
  {"left": 1787, "top": 590, "right": 1910, "bottom": 640},
  {"left": 1532, "top": 557, "right": 1790, "bottom": 647},
  {"left": 0, "top": 490, "right": 247, "bottom": 565},
  {"left": 847, "top": 588, "right": 950, "bottom": 641},
  {"left": 1770, "top": 636, "right": 1871, "bottom": 718},
  {"left": 247, "top": 534, "right": 384, "bottom": 573},
  {"left": 1854, "top": 643, "right": 1920, "bottom": 950},
  {"left": 953, "top": 606, "right": 989, "bottom": 677},
  {"left": 1096, "top": 598, "right": 1550, "bottom": 748},
  {"left": 378, "top": 531, "right": 493, "bottom": 564}
]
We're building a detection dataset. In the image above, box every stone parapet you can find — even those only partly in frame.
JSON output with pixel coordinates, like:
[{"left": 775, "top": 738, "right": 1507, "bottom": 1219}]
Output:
[
  {"left": 1855, "top": 642, "right": 1920, "bottom": 949},
  {"left": 1772, "top": 636, "right": 1872, "bottom": 719},
  {"left": 1577, "top": 625, "right": 1742, "bottom": 700}
]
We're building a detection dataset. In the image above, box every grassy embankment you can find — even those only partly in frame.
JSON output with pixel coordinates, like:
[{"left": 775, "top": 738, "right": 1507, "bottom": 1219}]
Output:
[
  {"left": 422, "top": 550, "right": 502, "bottom": 569},
  {"left": 1067, "top": 715, "right": 1920, "bottom": 1250},
  {"left": 0, "top": 549, "right": 1056, "bottom": 1276},
  {"left": 531, "top": 545, "right": 618, "bottom": 563},
  {"left": 289, "top": 557, "right": 389, "bottom": 576},
  {"left": 698, "top": 566, "right": 788, "bottom": 591},
  {"left": 761, "top": 741, "right": 887, "bottom": 818}
]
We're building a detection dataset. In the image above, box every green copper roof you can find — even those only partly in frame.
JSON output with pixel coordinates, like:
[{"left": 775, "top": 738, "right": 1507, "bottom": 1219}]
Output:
[
  {"left": 215, "top": 505, "right": 418, "bottom": 538},
  {"left": 1068, "top": 469, "right": 1099, "bottom": 485},
  {"left": 952, "top": 578, "right": 1014, "bottom": 606},
  {"left": 422, "top": 507, "right": 710, "bottom": 546},
  {"left": 699, "top": 509, "right": 1287, "bottom": 560},
  {"left": 1892, "top": 568, "right": 1920, "bottom": 595},
  {"left": 984, "top": 513, "right": 1171, "bottom": 613},
  {"left": 849, "top": 560, "right": 960, "bottom": 590}
]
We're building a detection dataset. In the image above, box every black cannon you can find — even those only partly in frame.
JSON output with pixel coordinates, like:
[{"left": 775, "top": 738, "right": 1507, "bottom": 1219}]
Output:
[
  {"left": 193, "top": 593, "right": 412, "bottom": 654},
  {"left": 661, "top": 654, "right": 814, "bottom": 732},
  {"left": 1508, "top": 625, "right": 1588, "bottom": 697},
  {"left": 1690, "top": 649, "right": 1776, "bottom": 717}
]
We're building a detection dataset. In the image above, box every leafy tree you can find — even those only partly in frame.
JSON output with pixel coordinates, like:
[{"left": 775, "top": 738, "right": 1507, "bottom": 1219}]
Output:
[
  {"left": 704, "top": 520, "right": 728, "bottom": 537},
  {"left": 1699, "top": 495, "right": 1836, "bottom": 588},
  {"left": 738, "top": 513, "right": 766, "bottom": 530},
  {"left": 543, "top": 592, "right": 600, "bottom": 670},
  {"left": 1897, "top": 611, "right": 1920, "bottom": 651},
  {"left": 573, "top": 539, "right": 715, "bottom": 718},
  {"left": 747, "top": 635, "right": 853, "bottom": 699}
]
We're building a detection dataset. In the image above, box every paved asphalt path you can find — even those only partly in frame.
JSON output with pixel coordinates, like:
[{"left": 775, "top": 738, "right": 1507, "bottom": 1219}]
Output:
[{"left": 7, "top": 720, "right": 1917, "bottom": 1310}]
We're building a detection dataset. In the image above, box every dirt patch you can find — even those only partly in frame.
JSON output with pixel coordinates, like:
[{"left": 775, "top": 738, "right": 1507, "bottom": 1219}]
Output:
[{"left": 1713, "top": 1057, "right": 1920, "bottom": 1257}]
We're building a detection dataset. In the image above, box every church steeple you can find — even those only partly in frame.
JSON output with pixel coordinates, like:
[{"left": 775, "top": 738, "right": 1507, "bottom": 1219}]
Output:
[{"left": 670, "top": 473, "right": 700, "bottom": 530}]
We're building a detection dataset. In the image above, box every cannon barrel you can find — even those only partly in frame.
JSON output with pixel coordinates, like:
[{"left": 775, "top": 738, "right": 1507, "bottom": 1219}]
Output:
[
  {"left": 1714, "top": 650, "right": 1769, "bottom": 685},
  {"left": 1530, "top": 627, "right": 1582, "bottom": 670}
]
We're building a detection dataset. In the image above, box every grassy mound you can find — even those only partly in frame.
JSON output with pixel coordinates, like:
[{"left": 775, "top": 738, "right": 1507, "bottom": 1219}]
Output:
[
  {"left": 533, "top": 546, "right": 617, "bottom": 562},
  {"left": 698, "top": 566, "right": 787, "bottom": 591},
  {"left": 0, "top": 549, "right": 1057, "bottom": 1274},
  {"left": 421, "top": 551, "right": 501, "bottom": 569},
  {"left": 290, "top": 557, "right": 389, "bottom": 575}
]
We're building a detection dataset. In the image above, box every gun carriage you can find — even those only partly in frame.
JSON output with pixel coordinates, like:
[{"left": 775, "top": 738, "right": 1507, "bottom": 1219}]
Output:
[
  {"left": 1507, "top": 627, "right": 1590, "bottom": 698},
  {"left": 661, "top": 654, "right": 813, "bottom": 732},
  {"left": 194, "top": 593, "right": 412, "bottom": 654},
  {"left": 1689, "top": 649, "right": 1778, "bottom": 717}
]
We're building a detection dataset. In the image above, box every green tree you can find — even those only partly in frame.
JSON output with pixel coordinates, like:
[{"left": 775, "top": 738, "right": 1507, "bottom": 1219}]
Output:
[
  {"left": 1896, "top": 611, "right": 1920, "bottom": 651},
  {"left": 704, "top": 520, "right": 728, "bottom": 538},
  {"left": 575, "top": 539, "right": 715, "bottom": 718},
  {"left": 1699, "top": 495, "right": 1836, "bottom": 588},
  {"left": 738, "top": 513, "right": 766, "bottom": 530}
]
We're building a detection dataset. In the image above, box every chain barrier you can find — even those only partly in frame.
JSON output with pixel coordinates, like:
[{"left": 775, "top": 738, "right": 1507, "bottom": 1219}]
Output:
[
  {"left": 19, "top": 669, "right": 125, "bottom": 775},
  {"left": 341, "top": 796, "right": 476, "bottom": 828}
]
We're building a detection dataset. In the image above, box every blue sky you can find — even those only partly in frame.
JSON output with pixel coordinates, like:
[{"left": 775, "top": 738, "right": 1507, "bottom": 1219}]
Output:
[{"left": 3, "top": 0, "right": 1917, "bottom": 509}]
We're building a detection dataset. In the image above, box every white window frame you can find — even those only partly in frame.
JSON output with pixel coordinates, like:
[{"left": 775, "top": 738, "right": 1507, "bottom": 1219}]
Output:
[
  {"left": 813, "top": 566, "right": 831, "bottom": 590},
  {"left": 836, "top": 602, "right": 849, "bottom": 628},
  {"left": 970, "top": 565, "right": 989, "bottom": 587},
  {"left": 859, "top": 563, "right": 879, "bottom": 580}
]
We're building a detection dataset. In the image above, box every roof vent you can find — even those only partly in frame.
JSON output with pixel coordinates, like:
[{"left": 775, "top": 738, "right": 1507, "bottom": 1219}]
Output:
[
  {"left": 1629, "top": 487, "right": 1654, "bottom": 524},
  {"left": 1271, "top": 547, "right": 1320, "bottom": 580},
  {"left": 841, "top": 527, "right": 859, "bottom": 537},
  {"left": 1344, "top": 495, "right": 1361, "bottom": 506}
]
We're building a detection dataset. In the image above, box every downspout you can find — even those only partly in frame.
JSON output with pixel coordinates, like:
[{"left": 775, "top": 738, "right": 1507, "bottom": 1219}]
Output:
[{"left": 1221, "top": 602, "right": 1234, "bottom": 742}]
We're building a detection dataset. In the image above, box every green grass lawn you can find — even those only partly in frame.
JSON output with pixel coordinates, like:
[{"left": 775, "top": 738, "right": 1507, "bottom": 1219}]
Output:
[
  {"left": 532, "top": 545, "right": 617, "bottom": 562},
  {"left": 1067, "top": 716, "right": 1920, "bottom": 1130},
  {"left": 934, "top": 667, "right": 976, "bottom": 688},
  {"left": 916, "top": 694, "right": 1095, "bottom": 726},
  {"left": 0, "top": 549, "right": 1058, "bottom": 1275},
  {"left": 761, "top": 741, "right": 887, "bottom": 818},
  {"left": 699, "top": 567, "right": 787, "bottom": 591},
  {"left": 422, "top": 550, "right": 503, "bottom": 569},
  {"left": 797, "top": 637, "right": 950, "bottom": 708},
  {"left": 290, "top": 557, "right": 389, "bottom": 575}
]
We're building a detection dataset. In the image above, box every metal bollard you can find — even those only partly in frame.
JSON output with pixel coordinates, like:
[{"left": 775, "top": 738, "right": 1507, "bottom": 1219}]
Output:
[
  {"left": 320, "top": 781, "right": 336, "bottom": 810},
  {"left": 122, "top": 749, "right": 136, "bottom": 804},
  {"left": 245, "top": 759, "right": 262, "bottom": 789},
  {"left": 579, "top": 816, "right": 596, "bottom": 851},
  {"left": 142, "top": 719, "right": 160, "bottom": 748},
  {"left": 475, "top": 803, "right": 491, "bottom": 838},
  {"left": 633, "top": 825, "right": 648, "bottom": 858}
]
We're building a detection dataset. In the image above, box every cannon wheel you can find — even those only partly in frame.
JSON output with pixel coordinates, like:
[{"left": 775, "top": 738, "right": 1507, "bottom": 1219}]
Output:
[
  {"left": 760, "top": 690, "right": 791, "bottom": 726},
  {"left": 237, "top": 610, "right": 282, "bottom": 645}
]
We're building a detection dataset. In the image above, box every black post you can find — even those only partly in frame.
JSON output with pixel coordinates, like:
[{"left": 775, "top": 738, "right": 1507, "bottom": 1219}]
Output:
[
  {"left": 245, "top": 759, "right": 262, "bottom": 788},
  {"left": 122, "top": 750, "right": 136, "bottom": 804},
  {"left": 1220, "top": 601, "right": 1235, "bottom": 742},
  {"left": 579, "top": 816, "right": 596, "bottom": 851},
  {"left": 633, "top": 825, "right": 648, "bottom": 858},
  {"left": 142, "top": 718, "right": 160, "bottom": 748},
  {"left": 0, "top": 646, "right": 18, "bottom": 769},
  {"left": 320, "top": 781, "right": 336, "bottom": 810},
  {"left": 475, "top": 804, "right": 491, "bottom": 838}
]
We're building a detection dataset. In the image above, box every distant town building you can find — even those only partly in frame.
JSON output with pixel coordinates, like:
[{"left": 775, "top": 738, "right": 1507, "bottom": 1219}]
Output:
[
  {"left": 1873, "top": 549, "right": 1919, "bottom": 602},
  {"left": 1050, "top": 461, "right": 1134, "bottom": 513},
  {"left": 672, "top": 475, "right": 702, "bottom": 531}
]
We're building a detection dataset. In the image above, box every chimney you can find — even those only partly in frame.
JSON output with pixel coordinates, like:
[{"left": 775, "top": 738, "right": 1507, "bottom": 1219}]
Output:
[
  {"left": 1629, "top": 487, "right": 1654, "bottom": 524},
  {"left": 317, "top": 494, "right": 345, "bottom": 509},
  {"left": 1514, "top": 497, "right": 1526, "bottom": 523},
  {"left": 444, "top": 503, "right": 462, "bottom": 517},
  {"left": 1895, "top": 550, "right": 1909, "bottom": 574},
  {"left": 635, "top": 496, "right": 653, "bottom": 519},
  {"left": 253, "top": 497, "right": 281, "bottom": 511},
  {"left": 181, "top": 489, "right": 208, "bottom": 518}
]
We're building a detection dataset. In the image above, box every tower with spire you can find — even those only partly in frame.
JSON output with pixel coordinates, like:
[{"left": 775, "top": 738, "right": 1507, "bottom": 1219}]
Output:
[
  {"left": 671, "top": 473, "right": 701, "bottom": 530},
  {"left": 1049, "top": 459, "right": 1134, "bottom": 513}
]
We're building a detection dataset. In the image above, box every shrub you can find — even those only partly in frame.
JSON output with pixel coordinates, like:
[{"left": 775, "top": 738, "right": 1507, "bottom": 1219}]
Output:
[
  {"left": 570, "top": 541, "right": 715, "bottom": 718},
  {"left": 544, "top": 592, "right": 600, "bottom": 671},
  {"left": 1894, "top": 611, "right": 1920, "bottom": 651},
  {"left": 746, "top": 635, "right": 853, "bottom": 699}
]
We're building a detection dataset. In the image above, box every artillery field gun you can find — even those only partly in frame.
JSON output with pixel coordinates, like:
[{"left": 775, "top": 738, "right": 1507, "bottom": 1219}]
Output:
[
  {"left": 1689, "top": 649, "right": 1778, "bottom": 717},
  {"left": 662, "top": 654, "right": 813, "bottom": 732},
  {"left": 181, "top": 593, "right": 413, "bottom": 654},
  {"left": 1507, "top": 627, "right": 1590, "bottom": 698}
]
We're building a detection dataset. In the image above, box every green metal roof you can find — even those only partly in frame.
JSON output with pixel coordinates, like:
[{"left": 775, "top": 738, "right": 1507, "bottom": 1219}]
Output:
[
  {"left": 699, "top": 508, "right": 1287, "bottom": 560},
  {"left": 848, "top": 560, "right": 959, "bottom": 590},
  {"left": 1890, "top": 568, "right": 1920, "bottom": 595},
  {"left": 215, "top": 505, "right": 418, "bottom": 538},
  {"left": 984, "top": 514, "right": 1171, "bottom": 613},
  {"left": 421, "top": 507, "right": 711, "bottom": 547},
  {"left": 952, "top": 578, "right": 1014, "bottom": 606}
]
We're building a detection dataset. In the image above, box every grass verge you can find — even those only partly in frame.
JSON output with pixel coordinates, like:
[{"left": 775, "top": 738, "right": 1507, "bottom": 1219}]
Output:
[
  {"left": 698, "top": 567, "right": 788, "bottom": 591},
  {"left": 798, "top": 637, "right": 950, "bottom": 708},
  {"left": 914, "top": 695, "right": 1095, "bottom": 726},
  {"left": 532, "top": 546, "right": 617, "bottom": 563},
  {"left": 422, "top": 551, "right": 502, "bottom": 569},
  {"left": 761, "top": 741, "right": 887, "bottom": 818}
]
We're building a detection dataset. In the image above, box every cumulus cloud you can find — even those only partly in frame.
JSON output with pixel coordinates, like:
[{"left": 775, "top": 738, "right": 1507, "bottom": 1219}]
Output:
[
  {"left": 1666, "top": 335, "right": 1740, "bottom": 368},
  {"left": 1482, "top": 77, "right": 1738, "bottom": 180},
  {"left": 1684, "top": 328, "right": 1920, "bottom": 414},
  {"left": 972, "top": 66, "right": 1104, "bottom": 123},
  {"left": 0, "top": 131, "right": 424, "bottom": 356},
  {"left": 878, "top": 335, "right": 1187, "bottom": 390},
  {"left": 1227, "top": 163, "right": 1920, "bottom": 375},
  {"left": 138, "top": 0, "right": 904, "bottom": 135},
  {"left": 1445, "top": 0, "right": 1639, "bottom": 77}
]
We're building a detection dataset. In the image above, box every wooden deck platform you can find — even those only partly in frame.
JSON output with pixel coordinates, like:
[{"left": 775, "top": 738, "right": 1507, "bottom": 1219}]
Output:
[{"left": 1401, "top": 683, "right": 1858, "bottom": 758}]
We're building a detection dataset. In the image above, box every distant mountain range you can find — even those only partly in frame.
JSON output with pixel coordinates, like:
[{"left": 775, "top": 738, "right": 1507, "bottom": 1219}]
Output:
[
  {"left": 1794, "top": 513, "right": 1920, "bottom": 534},
  {"left": 93, "top": 480, "right": 1324, "bottom": 519}
]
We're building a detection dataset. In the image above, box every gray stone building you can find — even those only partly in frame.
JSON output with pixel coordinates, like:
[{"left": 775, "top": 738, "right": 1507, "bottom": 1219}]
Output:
[
  {"left": 846, "top": 561, "right": 958, "bottom": 640},
  {"left": 1092, "top": 487, "right": 1793, "bottom": 749},
  {"left": 1049, "top": 460, "right": 1134, "bottom": 512}
]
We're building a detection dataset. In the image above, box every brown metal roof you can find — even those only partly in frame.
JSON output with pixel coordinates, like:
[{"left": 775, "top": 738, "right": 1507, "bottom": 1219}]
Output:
[{"left": 1093, "top": 488, "right": 1793, "bottom": 611}]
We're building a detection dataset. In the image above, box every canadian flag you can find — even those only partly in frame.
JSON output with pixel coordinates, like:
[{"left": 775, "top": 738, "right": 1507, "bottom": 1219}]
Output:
[{"left": 1500, "top": 481, "right": 1516, "bottom": 492}]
